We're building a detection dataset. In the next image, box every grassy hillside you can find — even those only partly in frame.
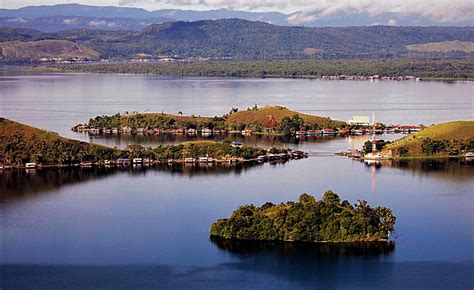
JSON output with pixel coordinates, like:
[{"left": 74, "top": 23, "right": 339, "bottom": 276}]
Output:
[
  {"left": 0, "top": 118, "right": 120, "bottom": 165},
  {"left": 407, "top": 41, "right": 474, "bottom": 53},
  {"left": 0, "top": 39, "right": 99, "bottom": 62},
  {"left": 382, "top": 121, "right": 474, "bottom": 158},
  {"left": 225, "top": 106, "right": 344, "bottom": 129}
]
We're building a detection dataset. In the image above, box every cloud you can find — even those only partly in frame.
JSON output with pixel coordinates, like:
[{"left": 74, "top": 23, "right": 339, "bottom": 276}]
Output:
[
  {"left": 387, "top": 19, "right": 397, "bottom": 26},
  {"left": 118, "top": 0, "right": 474, "bottom": 24},
  {"left": 286, "top": 12, "right": 317, "bottom": 25},
  {"left": 63, "top": 18, "right": 77, "bottom": 24},
  {"left": 7, "top": 17, "right": 27, "bottom": 23}
]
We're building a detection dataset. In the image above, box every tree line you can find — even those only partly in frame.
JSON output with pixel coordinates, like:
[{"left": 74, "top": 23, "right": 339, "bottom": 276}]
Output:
[{"left": 50, "top": 58, "right": 474, "bottom": 80}]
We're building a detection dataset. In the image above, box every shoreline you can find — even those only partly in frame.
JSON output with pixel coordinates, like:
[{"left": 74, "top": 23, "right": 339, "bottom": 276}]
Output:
[
  {"left": 209, "top": 236, "right": 393, "bottom": 244},
  {"left": 30, "top": 65, "right": 474, "bottom": 82}
]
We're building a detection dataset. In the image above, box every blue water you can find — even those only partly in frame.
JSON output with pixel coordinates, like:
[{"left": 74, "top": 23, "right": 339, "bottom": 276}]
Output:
[{"left": 0, "top": 68, "right": 473, "bottom": 289}]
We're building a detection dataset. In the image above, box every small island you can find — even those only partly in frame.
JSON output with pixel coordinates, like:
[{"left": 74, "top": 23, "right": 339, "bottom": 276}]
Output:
[
  {"left": 73, "top": 105, "right": 345, "bottom": 137},
  {"left": 210, "top": 191, "right": 396, "bottom": 243}
]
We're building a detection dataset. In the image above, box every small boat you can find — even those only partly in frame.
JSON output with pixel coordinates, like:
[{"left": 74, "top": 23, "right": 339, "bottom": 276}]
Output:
[
  {"left": 364, "top": 153, "right": 383, "bottom": 160},
  {"left": 465, "top": 152, "right": 474, "bottom": 160},
  {"left": 25, "top": 162, "right": 37, "bottom": 169},
  {"left": 132, "top": 158, "right": 143, "bottom": 164},
  {"left": 80, "top": 161, "right": 93, "bottom": 167}
]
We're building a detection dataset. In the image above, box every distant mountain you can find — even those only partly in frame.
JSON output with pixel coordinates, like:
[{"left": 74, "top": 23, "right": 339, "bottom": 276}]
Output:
[
  {"left": 0, "top": 4, "right": 152, "bottom": 19},
  {"left": 1, "top": 19, "right": 473, "bottom": 61},
  {"left": 0, "top": 16, "right": 171, "bottom": 32},
  {"left": 0, "top": 4, "right": 472, "bottom": 32}
]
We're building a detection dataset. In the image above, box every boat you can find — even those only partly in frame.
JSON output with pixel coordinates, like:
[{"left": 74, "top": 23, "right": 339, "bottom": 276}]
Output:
[
  {"left": 80, "top": 161, "right": 93, "bottom": 167},
  {"left": 465, "top": 152, "right": 474, "bottom": 160},
  {"left": 25, "top": 162, "right": 37, "bottom": 169},
  {"left": 364, "top": 152, "right": 383, "bottom": 160},
  {"left": 132, "top": 158, "right": 143, "bottom": 164}
]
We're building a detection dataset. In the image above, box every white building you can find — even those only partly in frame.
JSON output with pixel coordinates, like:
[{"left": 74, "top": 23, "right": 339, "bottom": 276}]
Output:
[{"left": 348, "top": 116, "right": 370, "bottom": 126}]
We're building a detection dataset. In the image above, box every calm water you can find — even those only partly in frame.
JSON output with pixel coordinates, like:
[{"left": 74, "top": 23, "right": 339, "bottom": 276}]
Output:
[{"left": 1, "top": 68, "right": 473, "bottom": 289}]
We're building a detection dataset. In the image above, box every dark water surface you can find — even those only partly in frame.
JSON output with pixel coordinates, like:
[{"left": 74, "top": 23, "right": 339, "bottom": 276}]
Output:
[{"left": 1, "top": 68, "right": 473, "bottom": 289}]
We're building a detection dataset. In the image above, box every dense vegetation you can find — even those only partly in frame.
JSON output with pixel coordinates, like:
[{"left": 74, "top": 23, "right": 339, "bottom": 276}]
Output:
[
  {"left": 210, "top": 191, "right": 396, "bottom": 242},
  {"left": 2, "top": 21, "right": 474, "bottom": 60},
  {"left": 382, "top": 121, "right": 474, "bottom": 158},
  {"left": 78, "top": 106, "right": 345, "bottom": 134},
  {"left": 85, "top": 112, "right": 227, "bottom": 131},
  {"left": 0, "top": 118, "right": 267, "bottom": 165},
  {"left": 128, "top": 141, "right": 266, "bottom": 160},
  {"left": 47, "top": 58, "right": 474, "bottom": 79},
  {"left": 363, "top": 140, "right": 391, "bottom": 154}
]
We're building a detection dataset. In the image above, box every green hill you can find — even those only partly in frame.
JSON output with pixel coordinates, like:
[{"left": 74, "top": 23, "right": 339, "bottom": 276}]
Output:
[
  {"left": 0, "top": 118, "right": 120, "bottom": 165},
  {"left": 382, "top": 121, "right": 474, "bottom": 158}
]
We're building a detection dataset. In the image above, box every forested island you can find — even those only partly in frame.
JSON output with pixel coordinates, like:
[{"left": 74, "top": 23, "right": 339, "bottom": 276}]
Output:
[
  {"left": 38, "top": 58, "right": 474, "bottom": 80},
  {"left": 381, "top": 121, "right": 474, "bottom": 158},
  {"left": 210, "top": 191, "right": 396, "bottom": 243},
  {"left": 0, "top": 118, "right": 279, "bottom": 167},
  {"left": 73, "top": 106, "right": 345, "bottom": 136}
]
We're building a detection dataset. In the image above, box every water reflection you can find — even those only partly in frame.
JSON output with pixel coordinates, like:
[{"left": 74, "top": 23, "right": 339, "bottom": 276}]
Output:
[
  {"left": 210, "top": 237, "right": 395, "bottom": 257},
  {"left": 0, "top": 162, "right": 261, "bottom": 202},
  {"left": 2, "top": 158, "right": 472, "bottom": 203},
  {"left": 82, "top": 131, "right": 340, "bottom": 149}
]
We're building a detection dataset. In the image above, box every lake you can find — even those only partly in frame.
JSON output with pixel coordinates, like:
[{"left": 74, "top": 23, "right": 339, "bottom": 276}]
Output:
[{"left": 0, "top": 68, "right": 473, "bottom": 289}]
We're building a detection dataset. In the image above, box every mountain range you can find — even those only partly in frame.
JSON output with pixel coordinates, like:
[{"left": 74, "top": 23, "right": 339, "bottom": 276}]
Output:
[
  {"left": 1, "top": 4, "right": 473, "bottom": 32},
  {"left": 1, "top": 19, "right": 473, "bottom": 62}
]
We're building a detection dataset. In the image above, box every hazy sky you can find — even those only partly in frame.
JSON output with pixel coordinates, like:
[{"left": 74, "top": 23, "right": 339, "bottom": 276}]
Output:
[{"left": 2, "top": 0, "right": 473, "bottom": 23}]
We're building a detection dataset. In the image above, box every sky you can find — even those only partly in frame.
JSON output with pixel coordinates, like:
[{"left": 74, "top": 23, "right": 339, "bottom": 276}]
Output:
[{"left": 2, "top": 0, "right": 473, "bottom": 23}]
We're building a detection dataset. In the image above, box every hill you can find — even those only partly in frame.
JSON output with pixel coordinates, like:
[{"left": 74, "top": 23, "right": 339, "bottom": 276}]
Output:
[
  {"left": 2, "top": 20, "right": 473, "bottom": 60},
  {"left": 381, "top": 121, "right": 474, "bottom": 158},
  {"left": 210, "top": 191, "right": 396, "bottom": 242},
  {"left": 77, "top": 20, "right": 474, "bottom": 59},
  {"left": 225, "top": 106, "right": 344, "bottom": 129},
  {"left": 407, "top": 41, "right": 474, "bottom": 53},
  {"left": 0, "top": 118, "right": 120, "bottom": 165},
  {"left": 0, "top": 39, "right": 99, "bottom": 63}
]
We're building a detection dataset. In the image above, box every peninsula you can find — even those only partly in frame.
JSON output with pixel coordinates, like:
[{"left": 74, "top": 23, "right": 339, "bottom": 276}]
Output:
[
  {"left": 380, "top": 121, "right": 474, "bottom": 159},
  {"left": 210, "top": 191, "right": 396, "bottom": 243},
  {"left": 0, "top": 118, "right": 299, "bottom": 168}
]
